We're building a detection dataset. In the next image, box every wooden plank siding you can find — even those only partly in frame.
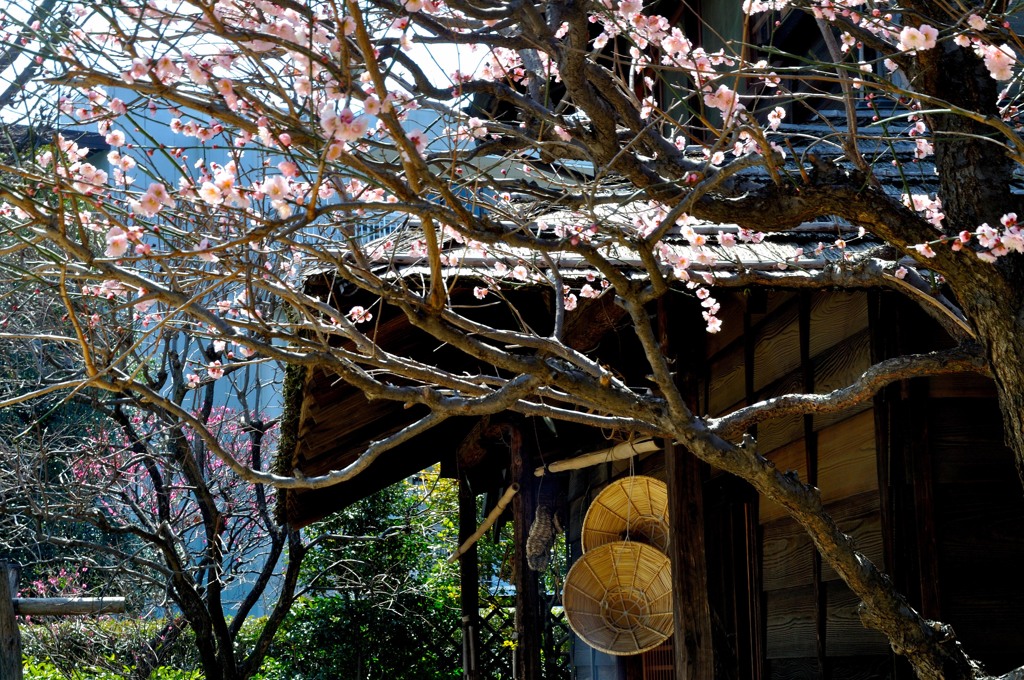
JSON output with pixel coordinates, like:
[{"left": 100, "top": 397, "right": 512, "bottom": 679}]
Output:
[
  {"left": 701, "top": 290, "right": 889, "bottom": 678},
  {"left": 762, "top": 491, "right": 882, "bottom": 591},
  {"left": 759, "top": 410, "right": 877, "bottom": 522},
  {"left": 875, "top": 295, "right": 1024, "bottom": 677},
  {"left": 567, "top": 289, "right": 1024, "bottom": 679},
  {"left": 926, "top": 396, "right": 1024, "bottom": 675}
]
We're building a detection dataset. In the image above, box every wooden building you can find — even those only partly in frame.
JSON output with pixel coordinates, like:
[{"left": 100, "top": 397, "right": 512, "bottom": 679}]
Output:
[
  {"left": 277, "top": 238, "right": 1024, "bottom": 678},
  {"left": 270, "top": 0, "right": 1024, "bottom": 674}
]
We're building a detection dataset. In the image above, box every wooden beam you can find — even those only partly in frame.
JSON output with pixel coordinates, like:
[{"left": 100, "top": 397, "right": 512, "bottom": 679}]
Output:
[
  {"left": 448, "top": 484, "right": 519, "bottom": 563},
  {"left": 533, "top": 439, "right": 659, "bottom": 477},
  {"left": 743, "top": 299, "right": 768, "bottom": 679},
  {"left": 658, "top": 295, "right": 715, "bottom": 678},
  {"left": 908, "top": 378, "right": 942, "bottom": 619},
  {"left": 800, "top": 292, "right": 828, "bottom": 680},
  {"left": 0, "top": 563, "right": 22, "bottom": 680},
  {"left": 459, "top": 477, "right": 480, "bottom": 680}
]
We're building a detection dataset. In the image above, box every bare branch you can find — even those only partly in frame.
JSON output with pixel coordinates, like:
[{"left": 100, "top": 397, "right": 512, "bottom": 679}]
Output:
[{"left": 708, "top": 345, "right": 990, "bottom": 439}]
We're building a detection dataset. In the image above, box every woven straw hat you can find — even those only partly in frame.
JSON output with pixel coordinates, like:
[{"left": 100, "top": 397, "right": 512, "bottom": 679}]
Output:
[
  {"left": 563, "top": 541, "right": 674, "bottom": 655},
  {"left": 582, "top": 476, "right": 669, "bottom": 554}
]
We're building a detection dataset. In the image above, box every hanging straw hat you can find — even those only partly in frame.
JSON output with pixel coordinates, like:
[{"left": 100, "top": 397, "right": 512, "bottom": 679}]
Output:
[
  {"left": 582, "top": 476, "right": 669, "bottom": 554},
  {"left": 562, "top": 541, "right": 674, "bottom": 656}
]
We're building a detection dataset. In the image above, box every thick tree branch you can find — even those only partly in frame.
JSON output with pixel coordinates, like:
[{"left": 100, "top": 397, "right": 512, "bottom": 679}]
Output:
[{"left": 708, "top": 346, "right": 990, "bottom": 439}]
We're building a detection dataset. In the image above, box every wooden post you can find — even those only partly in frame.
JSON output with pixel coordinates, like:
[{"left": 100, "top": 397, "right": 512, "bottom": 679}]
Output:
[
  {"left": 509, "top": 426, "right": 542, "bottom": 680},
  {"left": 13, "top": 599, "right": 126, "bottom": 616},
  {"left": 448, "top": 484, "right": 519, "bottom": 563},
  {"left": 667, "top": 442, "right": 715, "bottom": 679},
  {"left": 800, "top": 293, "right": 829, "bottom": 679},
  {"left": 659, "top": 296, "right": 715, "bottom": 678},
  {"left": 459, "top": 477, "right": 481, "bottom": 680},
  {"left": 1, "top": 563, "right": 22, "bottom": 680}
]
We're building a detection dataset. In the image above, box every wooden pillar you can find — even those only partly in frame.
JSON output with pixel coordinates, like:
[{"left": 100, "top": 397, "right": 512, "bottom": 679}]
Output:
[
  {"left": 800, "top": 293, "right": 828, "bottom": 679},
  {"left": 509, "top": 427, "right": 542, "bottom": 680},
  {"left": 667, "top": 442, "right": 715, "bottom": 679},
  {"left": 656, "top": 295, "right": 715, "bottom": 678},
  {"left": 459, "top": 477, "right": 481, "bottom": 680},
  {"left": 907, "top": 379, "right": 941, "bottom": 619},
  {"left": 1, "top": 563, "right": 23, "bottom": 680}
]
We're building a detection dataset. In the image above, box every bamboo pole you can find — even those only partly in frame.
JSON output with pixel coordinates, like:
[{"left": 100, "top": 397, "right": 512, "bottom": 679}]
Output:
[
  {"left": 533, "top": 439, "right": 660, "bottom": 476},
  {"left": 447, "top": 483, "right": 519, "bottom": 563}
]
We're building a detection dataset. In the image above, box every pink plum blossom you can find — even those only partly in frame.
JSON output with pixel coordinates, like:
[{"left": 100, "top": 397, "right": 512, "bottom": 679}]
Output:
[
  {"left": 195, "top": 238, "right": 219, "bottom": 262},
  {"left": 898, "top": 24, "right": 939, "bottom": 52},
  {"left": 981, "top": 44, "right": 1016, "bottom": 80},
  {"left": 348, "top": 306, "right": 373, "bottom": 323},
  {"left": 105, "top": 226, "right": 129, "bottom": 257}
]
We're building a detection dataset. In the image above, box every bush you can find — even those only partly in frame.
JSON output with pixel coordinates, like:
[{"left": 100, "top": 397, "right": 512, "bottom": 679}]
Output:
[
  {"left": 21, "top": 617, "right": 199, "bottom": 679},
  {"left": 252, "top": 594, "right": 461, "bottom": 680},
  {"left": 23, "top": 656, "right": 201, "bottom": 680}
]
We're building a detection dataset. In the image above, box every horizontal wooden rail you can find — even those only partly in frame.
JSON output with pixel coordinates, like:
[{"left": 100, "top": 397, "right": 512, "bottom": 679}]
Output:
[{"left": 13, "top": 597, "right": 126, "bottom": 616}]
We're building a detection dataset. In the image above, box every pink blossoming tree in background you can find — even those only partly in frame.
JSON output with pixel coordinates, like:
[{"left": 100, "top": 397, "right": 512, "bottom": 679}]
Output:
[
  {"left": 0, "top": 278, "right": 304, "bottom": 677},
  {"left": 1, "top": 0, "right": 1024, "bottom": 677}
]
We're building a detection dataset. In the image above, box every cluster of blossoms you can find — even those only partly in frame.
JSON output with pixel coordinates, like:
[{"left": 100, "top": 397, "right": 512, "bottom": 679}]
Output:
[
  {"left": 903, "top": 194, "right": 945, "bottom": 228},
  {"left": 911, "top": 213, "right": 1024, "bottom": 262},
  {"left": 740, "top": 1, "right": 1017, "bottom": 82},
  {"left": 972, "top": 215, "right": 1024, "bottom": 261},
  {"left": 74, "top": 406, "right": 276, "bottom": 553},
  {"left": 35, "top": 135, "right": 108, "bottom": 196},
  {"left": 896, "top": 18, "right": 1017, "bottom": 81},
  {"left": 575, "top": 2, "right": 782, "bottom": 148},
  {"left": 471, "top": 270, "right": 608, "bottom": 312},
  {"left": 131, "top": 182, "right": 175, "bottom": 218},
  {"left": 21, "top": 566, "right": 90, "bottom": 601},
  {"left": 655, "top": 222, "right": 765, "bottom": 333}
]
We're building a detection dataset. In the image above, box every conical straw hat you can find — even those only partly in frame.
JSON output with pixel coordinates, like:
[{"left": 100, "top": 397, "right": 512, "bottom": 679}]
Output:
[
  {"left": 582, "top": 476, "right": 669, "bottom": 554},
  {"left": 562, "top": 541, "right": 674, "bottom": 656}
]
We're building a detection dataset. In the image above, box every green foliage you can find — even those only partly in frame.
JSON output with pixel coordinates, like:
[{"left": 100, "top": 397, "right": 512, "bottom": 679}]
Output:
[
  {"left": 145, "top": 668, "right": 202, "bottom": 680},
  {"left": 23, "top": 656, "right": 200, "bottom": 680},
  {"left": 18, "top": 470, "right": 534, "bottom": 680},
  {"left": 23, "top": 656, "right": 122, "bottom": 680},
  {"left": 21, "top": 617, "right": 199, "bottom": 679},
  {"left": 300, "top": 468, "right": 462, "bottom": 604},
  {"left": 257, "top": 468, "right": 471, "bottom": 679},
  {"left": 252, "top": 594, "right": 460, "bottom": 680}
]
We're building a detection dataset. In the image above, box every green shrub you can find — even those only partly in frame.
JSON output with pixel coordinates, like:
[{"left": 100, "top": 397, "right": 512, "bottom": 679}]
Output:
[
  {"left": 251, "top": 594, "right": 460, "bottom": 680},
  {"left": 21, "top": 617, "right": 199, "bottom": 679}
]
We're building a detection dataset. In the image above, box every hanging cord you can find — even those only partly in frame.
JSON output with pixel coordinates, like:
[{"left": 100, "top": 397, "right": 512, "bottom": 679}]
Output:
[{"left": 624, "top": 455, "right": 637, "bottom": 543}]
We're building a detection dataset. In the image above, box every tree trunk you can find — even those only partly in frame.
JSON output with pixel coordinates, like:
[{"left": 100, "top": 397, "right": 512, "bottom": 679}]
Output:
[
  {"left": 958, "top": 281, "right": 1024, "bottom": 487},
  {"left": 921, "top": 44, "right": 1015, "bottom": 232}
]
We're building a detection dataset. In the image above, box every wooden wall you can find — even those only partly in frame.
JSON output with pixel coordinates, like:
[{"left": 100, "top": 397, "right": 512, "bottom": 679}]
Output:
[
  {"left": 877, "top": 297, "right": 1024, "bottom": 677},
  {"left": 564, "top": 288, "right": 1024, "bottom": 680},
  {"left": 701, "top": 290, "right": 891, "bottom": 680}
]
